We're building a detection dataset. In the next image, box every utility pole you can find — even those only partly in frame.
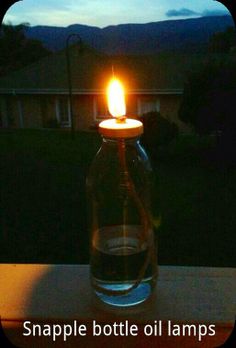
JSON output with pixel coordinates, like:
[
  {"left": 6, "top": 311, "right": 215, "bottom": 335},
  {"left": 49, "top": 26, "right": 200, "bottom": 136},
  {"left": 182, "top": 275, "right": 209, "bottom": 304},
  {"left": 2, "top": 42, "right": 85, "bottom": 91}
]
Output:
[{"left": 66, "top": 34, "right": 83, "bottom": 137}]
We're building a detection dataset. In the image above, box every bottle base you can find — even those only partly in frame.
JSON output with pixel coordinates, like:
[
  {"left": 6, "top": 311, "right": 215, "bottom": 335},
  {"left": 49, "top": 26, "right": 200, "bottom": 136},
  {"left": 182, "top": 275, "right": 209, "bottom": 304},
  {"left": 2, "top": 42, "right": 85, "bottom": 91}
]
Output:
[{"left": 93, "top": 278, "right": 154, "bottom": 307}]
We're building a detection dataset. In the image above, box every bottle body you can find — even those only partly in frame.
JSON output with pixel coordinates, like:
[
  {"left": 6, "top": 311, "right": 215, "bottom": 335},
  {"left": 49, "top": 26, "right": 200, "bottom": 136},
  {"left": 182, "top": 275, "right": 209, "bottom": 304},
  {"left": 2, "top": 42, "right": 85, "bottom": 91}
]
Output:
[{"left": 87, "top": 136, "right": 158, "bottom": 306}]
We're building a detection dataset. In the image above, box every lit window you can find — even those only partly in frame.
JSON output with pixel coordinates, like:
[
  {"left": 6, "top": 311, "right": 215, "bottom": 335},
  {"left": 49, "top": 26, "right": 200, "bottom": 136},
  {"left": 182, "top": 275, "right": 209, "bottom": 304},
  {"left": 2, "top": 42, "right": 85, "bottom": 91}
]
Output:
[
  {"left": 94, "top": 95, "right": 109, "bottom": 120},
  {"left": 138, "top": 97, "right": 160, "bottom": 116},
  {"left": 56, "top": 96, "right": 71, "bottom": 127}
]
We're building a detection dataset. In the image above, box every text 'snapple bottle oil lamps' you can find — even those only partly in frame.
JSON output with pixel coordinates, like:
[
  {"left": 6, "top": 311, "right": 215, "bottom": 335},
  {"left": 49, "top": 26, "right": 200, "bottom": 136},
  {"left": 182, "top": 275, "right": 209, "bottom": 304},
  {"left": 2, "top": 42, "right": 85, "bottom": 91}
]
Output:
[{"left": 87, "top": 77, "right": 158, "bottom": 307}]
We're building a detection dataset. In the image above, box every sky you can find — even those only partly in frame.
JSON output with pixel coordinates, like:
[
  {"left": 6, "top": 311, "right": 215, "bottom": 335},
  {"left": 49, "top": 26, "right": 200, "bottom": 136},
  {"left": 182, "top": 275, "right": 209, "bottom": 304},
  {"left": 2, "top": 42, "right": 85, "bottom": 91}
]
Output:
[{"left": 4, "top": 0, "right": 230, "bottom": 28}]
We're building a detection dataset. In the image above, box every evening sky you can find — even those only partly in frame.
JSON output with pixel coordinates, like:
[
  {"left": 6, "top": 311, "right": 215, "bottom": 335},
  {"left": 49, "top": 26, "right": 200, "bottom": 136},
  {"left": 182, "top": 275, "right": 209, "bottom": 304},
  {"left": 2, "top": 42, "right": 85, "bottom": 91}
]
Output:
[{"left": 4, "top": 0, "right": 229, "bottom": 27}]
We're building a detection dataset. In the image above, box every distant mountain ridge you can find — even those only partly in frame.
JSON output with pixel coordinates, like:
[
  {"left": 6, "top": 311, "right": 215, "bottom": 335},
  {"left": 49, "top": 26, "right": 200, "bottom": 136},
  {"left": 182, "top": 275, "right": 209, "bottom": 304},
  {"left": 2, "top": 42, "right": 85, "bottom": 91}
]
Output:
[{"left": 25, "top": 15, "right": 234, "bottom": 54}]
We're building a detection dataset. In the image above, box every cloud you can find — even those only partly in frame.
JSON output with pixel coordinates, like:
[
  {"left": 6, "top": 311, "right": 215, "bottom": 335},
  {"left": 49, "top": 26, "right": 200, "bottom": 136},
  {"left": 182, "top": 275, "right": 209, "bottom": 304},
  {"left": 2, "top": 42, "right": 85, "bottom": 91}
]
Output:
[
  {"left": 166, "top": 8, "right": 199, "bottom": 18},
  {"left": 166, "top": 7, "right": 229, "bottom": 19}
]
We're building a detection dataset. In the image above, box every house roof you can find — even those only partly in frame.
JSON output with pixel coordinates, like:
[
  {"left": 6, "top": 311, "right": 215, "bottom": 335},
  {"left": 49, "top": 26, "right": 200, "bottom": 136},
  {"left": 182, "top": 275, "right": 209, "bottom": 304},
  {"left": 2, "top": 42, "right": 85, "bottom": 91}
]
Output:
[{"left": 0, "top": 45, "right": 221, "bottom": 95}]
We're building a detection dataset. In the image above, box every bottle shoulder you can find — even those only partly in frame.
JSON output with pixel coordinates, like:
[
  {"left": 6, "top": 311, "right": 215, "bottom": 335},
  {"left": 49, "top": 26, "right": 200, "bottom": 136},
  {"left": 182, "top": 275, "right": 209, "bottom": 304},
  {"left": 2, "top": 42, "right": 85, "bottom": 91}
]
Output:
[{"left": 86, "top": 140, "right": 153, "bottom": 191}]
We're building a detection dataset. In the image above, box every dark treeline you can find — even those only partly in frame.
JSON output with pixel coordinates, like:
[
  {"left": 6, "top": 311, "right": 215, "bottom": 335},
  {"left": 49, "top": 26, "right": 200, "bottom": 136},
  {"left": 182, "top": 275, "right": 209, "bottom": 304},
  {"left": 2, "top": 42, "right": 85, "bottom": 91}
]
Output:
[{"left": 0, "top": 23, "right": 51, "bottom": 76}]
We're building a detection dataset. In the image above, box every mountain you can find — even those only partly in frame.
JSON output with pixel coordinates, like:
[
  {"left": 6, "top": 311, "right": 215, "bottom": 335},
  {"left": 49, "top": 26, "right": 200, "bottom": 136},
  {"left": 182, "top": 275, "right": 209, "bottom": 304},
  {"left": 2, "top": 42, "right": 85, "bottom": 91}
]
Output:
[{"left": 24, "top": 15, "right": 234, "bottom": 54}]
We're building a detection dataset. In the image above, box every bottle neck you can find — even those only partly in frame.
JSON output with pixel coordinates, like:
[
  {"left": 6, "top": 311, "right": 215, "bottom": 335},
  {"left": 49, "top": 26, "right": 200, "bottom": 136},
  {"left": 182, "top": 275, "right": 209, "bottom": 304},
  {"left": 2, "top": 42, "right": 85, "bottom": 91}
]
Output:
[{"left": 101, "top": 136, "right": 140, "bottom": 146}]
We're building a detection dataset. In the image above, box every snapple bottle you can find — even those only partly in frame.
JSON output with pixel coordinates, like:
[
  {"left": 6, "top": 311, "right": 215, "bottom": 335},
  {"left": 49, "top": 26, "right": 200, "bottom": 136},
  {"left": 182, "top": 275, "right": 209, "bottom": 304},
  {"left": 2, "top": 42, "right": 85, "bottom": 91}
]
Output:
[{"left": 86, "top": 78, "right": 159, "bottom": 307}]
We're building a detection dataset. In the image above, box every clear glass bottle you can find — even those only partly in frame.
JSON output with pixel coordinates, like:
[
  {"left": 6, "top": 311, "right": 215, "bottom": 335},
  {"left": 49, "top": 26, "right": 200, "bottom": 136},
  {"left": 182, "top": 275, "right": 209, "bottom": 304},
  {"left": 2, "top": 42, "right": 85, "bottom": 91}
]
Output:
[{"left": 87, "top": 128, "right": 158, "bottom": 307}]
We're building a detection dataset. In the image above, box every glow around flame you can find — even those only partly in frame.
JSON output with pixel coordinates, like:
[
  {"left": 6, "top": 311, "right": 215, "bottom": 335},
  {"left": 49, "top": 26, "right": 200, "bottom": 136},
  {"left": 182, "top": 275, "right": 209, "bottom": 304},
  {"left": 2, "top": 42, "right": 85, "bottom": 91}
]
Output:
[{"left": 107, "top": 78, "right": 126, "bottom": 118}]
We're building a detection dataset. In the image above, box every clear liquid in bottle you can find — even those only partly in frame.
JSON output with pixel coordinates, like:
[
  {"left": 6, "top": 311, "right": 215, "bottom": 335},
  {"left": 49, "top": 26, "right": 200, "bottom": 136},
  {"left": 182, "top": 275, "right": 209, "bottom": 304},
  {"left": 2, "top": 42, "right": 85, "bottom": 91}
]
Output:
[{"left": 90, "top": 224, "right": 157, "bottom": 307}]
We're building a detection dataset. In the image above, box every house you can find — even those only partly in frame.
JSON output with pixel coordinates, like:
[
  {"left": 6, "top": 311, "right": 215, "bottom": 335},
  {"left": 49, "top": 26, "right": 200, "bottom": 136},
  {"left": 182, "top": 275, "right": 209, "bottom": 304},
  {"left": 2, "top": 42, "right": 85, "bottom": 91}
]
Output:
[{"left": 0, "top": 45, "right": 201, "bottom": 132}]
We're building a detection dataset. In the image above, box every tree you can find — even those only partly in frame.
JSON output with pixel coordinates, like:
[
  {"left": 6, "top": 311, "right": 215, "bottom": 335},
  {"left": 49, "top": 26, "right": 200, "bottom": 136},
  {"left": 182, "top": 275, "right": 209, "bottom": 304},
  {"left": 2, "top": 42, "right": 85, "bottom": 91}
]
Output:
[
  {"left": 179, "top": 57, "right": 236, "bottom": 165},
  {"left": 140, "top": 111, "right": 178, "bottom": 160},
  {"left": 179, "top": 55, "right": 236, "bottom": 133},
  {"left": 0, "top": 23, "right": 51, "bottom": 76},
  {"left": 179, "top": 59, "right": 222, "bottom": 134},
  {"left": 209, "top": 26, "right": 236, "bottom": 53}
]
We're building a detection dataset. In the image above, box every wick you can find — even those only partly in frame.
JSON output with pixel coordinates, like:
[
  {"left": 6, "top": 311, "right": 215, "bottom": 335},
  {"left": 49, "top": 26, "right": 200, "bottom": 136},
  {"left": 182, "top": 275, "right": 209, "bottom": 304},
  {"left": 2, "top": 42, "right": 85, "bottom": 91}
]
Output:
[{"left": 116, "top": 116, "right": 126, "bottom": 124}]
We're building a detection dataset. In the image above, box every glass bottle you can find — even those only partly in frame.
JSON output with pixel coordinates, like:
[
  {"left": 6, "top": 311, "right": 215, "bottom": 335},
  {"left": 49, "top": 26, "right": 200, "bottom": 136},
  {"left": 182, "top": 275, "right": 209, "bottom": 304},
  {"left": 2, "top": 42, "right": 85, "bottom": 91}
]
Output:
[{"left": 87, "top": 124, "right": 158, "bottom": 307}]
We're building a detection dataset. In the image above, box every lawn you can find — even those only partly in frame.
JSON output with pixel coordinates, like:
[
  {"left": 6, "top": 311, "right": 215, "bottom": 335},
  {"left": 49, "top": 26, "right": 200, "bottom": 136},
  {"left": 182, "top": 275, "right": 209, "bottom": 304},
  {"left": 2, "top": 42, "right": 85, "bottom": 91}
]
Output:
[{"left": 1, "top": 129, "right": 236, "bottom": 266}]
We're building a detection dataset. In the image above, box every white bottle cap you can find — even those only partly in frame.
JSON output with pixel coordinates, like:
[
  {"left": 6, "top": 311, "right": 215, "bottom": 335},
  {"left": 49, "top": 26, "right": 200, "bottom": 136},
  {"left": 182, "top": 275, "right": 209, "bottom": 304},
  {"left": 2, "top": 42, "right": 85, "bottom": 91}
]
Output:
[{"left": 99, "top": 118, "right": 143, "bottom": 138}]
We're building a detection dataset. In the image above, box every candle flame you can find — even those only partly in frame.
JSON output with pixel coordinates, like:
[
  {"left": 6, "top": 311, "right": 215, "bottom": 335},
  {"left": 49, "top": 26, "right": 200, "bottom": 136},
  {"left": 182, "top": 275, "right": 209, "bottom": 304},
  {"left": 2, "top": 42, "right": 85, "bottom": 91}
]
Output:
[{"left": 107, "top": 78, "right": 126, "bottom": 118}]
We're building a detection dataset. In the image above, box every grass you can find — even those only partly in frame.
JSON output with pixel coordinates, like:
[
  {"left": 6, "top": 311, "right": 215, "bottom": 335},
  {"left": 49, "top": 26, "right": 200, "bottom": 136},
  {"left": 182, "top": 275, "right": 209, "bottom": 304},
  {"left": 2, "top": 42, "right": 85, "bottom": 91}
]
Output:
[{"left": 1, "top": 129, "right": 236, "bottom": 266}]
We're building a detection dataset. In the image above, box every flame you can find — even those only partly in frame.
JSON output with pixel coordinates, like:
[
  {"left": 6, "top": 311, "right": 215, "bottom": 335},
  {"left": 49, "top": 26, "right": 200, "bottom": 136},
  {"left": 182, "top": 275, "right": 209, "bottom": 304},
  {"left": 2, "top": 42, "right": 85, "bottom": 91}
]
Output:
[{"left": 107, "top": 78, "right": 126, "bottom": 118}]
